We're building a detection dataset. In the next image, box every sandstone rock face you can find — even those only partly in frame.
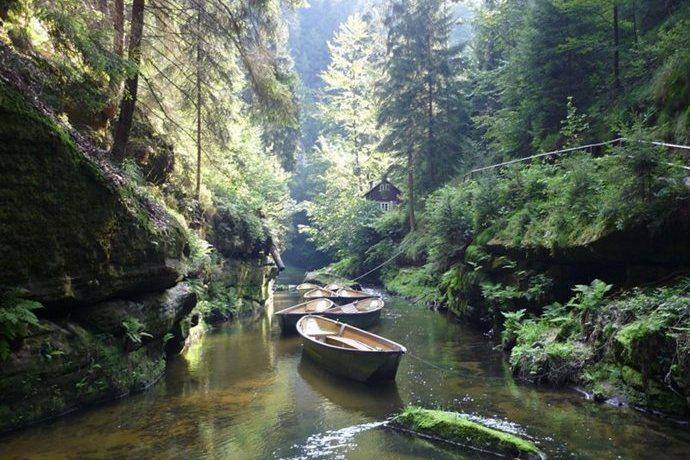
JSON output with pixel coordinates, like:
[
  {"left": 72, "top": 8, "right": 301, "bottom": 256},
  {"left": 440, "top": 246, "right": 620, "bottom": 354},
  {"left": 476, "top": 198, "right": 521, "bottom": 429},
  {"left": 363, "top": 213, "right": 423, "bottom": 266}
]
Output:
[
  {"left": 207, "top": 205, "right": 272, "bottom": 259},
  {"left": 0, "top": 49, "right": 277, "bottom": 433},
  {"left": 0, "top": 78, "right": 195, "bottom": 432},
  {"left": 75, "top": 283, "right": 197, "bottom": 342},
  {"left": 0, "top": 81, "right": 187, "bottom": 306}
]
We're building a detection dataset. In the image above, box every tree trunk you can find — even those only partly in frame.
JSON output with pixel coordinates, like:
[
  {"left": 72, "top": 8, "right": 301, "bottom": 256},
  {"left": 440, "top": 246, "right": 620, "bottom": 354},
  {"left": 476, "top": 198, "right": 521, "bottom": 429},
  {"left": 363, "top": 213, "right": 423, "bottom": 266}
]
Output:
[
  {"left": 613, "top": 3, "right": 621, "bottom": 94},
  {"left": 111, "top": 0, "right": 145, "bottom": 161},
  {"left": 196, "top": 3, "right": 203, "bottom": 201},
  {"left": 407, "top": 148, "right": 416, "bottom": 231},
  {"left": 195, "top": 5, "right": 203, "bottom": 200},
  {"left": 111, "top": 0, "right": 125, "bottom": 57}
]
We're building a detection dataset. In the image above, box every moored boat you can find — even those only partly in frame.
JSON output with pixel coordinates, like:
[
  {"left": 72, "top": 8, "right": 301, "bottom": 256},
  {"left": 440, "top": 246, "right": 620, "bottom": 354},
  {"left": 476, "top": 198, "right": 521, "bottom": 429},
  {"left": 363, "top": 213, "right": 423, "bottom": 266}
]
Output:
[
  {"left": 332, "top": 287, "right": 376, "bottom": 304},
  {"left": 275, "top": 299, "right": 336, "bottom": 333},
  {"left": 296, "top": 283, "right": 322, "bottom": 295},
  {"left": 296, "top": 315, "right": 406, "bottom": 382},
  {"left": 322, "top": 297, "right": 384, "bottom": 329},
  {"left": 303, "top": 287, "right": 336, "bottom": 299}
]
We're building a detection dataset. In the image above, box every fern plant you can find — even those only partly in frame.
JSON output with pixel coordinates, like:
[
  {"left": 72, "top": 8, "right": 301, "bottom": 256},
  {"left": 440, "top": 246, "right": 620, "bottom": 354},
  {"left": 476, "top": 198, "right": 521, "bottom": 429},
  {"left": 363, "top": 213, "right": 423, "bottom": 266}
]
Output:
[
  {"left": 501, "top": 309, "right": 527, "bottom": 350},
  {"left": 121, "top": 317, "right": 153, "bottom": 346},
  {"left": 568, "top": 279, "right": 613, "bottom": 327},
  {"left": 0, "top": 289, "right": 42, "bottom": 360}
]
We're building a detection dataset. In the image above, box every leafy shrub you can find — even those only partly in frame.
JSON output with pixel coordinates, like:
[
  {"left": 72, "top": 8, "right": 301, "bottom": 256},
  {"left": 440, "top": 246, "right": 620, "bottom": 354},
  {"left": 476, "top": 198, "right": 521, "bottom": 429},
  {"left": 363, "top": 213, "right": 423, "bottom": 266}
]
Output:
[{"left": 567, "top": 279, "right": 612, "bottom": 326}]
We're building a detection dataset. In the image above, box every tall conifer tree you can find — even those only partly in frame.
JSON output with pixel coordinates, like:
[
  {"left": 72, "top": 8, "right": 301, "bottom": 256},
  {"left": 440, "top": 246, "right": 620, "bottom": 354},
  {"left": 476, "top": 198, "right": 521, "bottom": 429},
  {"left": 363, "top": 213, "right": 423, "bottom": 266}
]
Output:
[{"left": 378, "top": 0, "right": 469, "bottom": 230}]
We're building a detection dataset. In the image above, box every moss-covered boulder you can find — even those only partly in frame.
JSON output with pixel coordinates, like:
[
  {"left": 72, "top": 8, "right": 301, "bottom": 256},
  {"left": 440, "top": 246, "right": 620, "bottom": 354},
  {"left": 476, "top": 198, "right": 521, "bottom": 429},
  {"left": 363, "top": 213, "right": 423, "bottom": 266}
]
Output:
[
  {"left": 0, "top": 78, "right": 187, "bottom": 306},
  {"left": 207, "top": 205, "right": 271, "bottom": 259},
  {"left": 0, "top": 319, "right": 166, "bottom": 432},
  {"left": 392, "top": 407, "right": 543, "bottom": 459}
]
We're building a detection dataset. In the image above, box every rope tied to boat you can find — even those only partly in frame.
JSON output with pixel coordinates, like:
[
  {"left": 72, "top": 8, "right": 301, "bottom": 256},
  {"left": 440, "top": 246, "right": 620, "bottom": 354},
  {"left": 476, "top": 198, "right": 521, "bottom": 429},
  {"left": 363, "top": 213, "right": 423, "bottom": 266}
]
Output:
[{"left": 352, "top": 248, "right": 405, "bottom": 281}]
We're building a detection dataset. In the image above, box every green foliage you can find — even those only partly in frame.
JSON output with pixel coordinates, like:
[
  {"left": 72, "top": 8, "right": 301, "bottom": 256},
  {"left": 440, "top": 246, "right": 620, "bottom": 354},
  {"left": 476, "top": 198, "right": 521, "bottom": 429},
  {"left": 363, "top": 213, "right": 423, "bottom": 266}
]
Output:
[
  {"left": 121, "top": 318, "right": 152, "bottom": 346},
  {"left": 382, "top": 266, "right": 438, "bottom": 303},
  {"left": 567, "top": 279, "right": 613, "bottom": 321},
  {"left": 504, "top": 278, "right": 690, "bottom": 414},
  {"left": 559, "top": 97, "right": 590, "bottom": 147},
  {"left": 501, "top": 309, "right": 526, "bottom": 349},
  {"left": 0, "top": 289, "right": 42, "bottom": 360}
]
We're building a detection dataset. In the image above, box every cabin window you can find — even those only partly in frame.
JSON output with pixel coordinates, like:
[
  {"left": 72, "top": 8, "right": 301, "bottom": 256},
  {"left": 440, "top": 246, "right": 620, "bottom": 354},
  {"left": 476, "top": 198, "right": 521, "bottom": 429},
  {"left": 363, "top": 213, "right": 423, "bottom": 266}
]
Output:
[
  {"left": 380, "top": 183, "right": 389, "bottom": 192},
  {"left": 380, "top": 202, "right": 396, "bottom": 211}
]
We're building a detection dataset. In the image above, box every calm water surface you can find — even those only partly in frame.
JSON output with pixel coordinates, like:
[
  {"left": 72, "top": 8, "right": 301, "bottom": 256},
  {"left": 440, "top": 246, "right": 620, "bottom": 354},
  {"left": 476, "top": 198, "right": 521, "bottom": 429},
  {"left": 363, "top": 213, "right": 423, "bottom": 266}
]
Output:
[{"left": 1, "top": 268, "right": 689, "bottom": 459}]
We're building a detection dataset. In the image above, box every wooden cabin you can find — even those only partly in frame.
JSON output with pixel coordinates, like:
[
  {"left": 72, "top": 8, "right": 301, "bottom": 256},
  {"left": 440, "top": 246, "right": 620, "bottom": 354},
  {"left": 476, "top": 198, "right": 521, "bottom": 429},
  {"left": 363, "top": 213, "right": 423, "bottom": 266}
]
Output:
[{"left": 363, "top": 179, "right": 402, "bottom": 212}]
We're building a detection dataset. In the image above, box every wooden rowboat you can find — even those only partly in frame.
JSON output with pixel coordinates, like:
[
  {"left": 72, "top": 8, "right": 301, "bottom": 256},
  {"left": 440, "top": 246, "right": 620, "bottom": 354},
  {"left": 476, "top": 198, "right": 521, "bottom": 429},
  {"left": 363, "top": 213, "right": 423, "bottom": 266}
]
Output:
[
  {"left": 296, "top": 315, "right": 406, "bottom": 382},
  {"left": 304, "top": 287, "right": 376, "bottom": 304},
  {"left": 275, "top": 299, "right": 336, "bottom": 333},
  {"left": 303, "top": 287, "right": 336, "bottom": 299},
  {"left": 332, "top": 287, "right": 376, "bottom": 304},
  {"left": 296, "top": 283, "right": 322, "bottom": 295},
  {"left": 322, "top": 297, "right": 384, "bottom": 329}
]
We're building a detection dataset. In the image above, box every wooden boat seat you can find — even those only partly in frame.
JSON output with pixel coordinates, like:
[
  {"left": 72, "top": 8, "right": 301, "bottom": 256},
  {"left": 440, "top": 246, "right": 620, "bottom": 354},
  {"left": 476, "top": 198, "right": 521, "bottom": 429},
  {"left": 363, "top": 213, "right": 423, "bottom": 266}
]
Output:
[{"left": 326, "top": 336, "right": 376, "bottom": 351}]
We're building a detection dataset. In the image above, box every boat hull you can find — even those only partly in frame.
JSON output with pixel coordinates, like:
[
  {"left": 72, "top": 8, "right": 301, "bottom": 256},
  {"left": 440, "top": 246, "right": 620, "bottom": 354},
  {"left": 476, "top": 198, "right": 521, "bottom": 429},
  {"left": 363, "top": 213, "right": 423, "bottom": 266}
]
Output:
[
  {"left": 322, "top": 308, "right": 381, "bottom": 329},
  {"left": 278, "top": 308, "right": 381, "bottom": 334},
  {"left": 277, "top": 313, "right": 305, "bottom": 335},
  {"left": 302, "top": 338, "right": 404, "bottom": 382}
]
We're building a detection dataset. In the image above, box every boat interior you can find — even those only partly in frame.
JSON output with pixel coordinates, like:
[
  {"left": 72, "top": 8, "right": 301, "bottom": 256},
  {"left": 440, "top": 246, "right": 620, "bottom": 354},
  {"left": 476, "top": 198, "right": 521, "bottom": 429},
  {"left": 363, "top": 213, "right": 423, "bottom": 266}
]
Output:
[
  {"left": 304, "top": 288, "right": 336, "bottom": 299},
  {"left": 299, "top": 316, "right": 402, "bottom": 352},
  {"left": 335, "top": 288, "right": 372, "bottom": 299},
  {"left": 296, "top": 283, "right": 321, "bottom": 292},
  {"left": 324, "top": 283, "right": 344, "bottom": 291},
  {"left": 327, "top": 298, "right": 383, "bottom": 314},
  {"left": 279, "top": 299, "right": 335, "bottom": 314}
]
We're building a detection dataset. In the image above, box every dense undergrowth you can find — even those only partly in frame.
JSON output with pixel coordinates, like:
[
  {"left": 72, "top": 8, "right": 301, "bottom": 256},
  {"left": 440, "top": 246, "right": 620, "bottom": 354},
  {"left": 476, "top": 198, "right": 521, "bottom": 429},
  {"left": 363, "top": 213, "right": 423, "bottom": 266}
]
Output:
[
  {"left": 506, "top": 280, "right": 690, "bottom": 416},
  {"left": 315, "top": 144, "right": 690, "bottom": 415}
]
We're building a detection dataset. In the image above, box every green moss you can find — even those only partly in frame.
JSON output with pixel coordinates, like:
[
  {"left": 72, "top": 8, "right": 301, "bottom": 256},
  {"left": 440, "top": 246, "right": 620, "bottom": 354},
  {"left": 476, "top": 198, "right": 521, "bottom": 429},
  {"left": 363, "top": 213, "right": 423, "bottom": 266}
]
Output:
[
  {"left": 0, "top": 80, "right": 187, "bottom": 304},
  {"left": 393, "top": 407, "right": 542, "bottom": 459}
]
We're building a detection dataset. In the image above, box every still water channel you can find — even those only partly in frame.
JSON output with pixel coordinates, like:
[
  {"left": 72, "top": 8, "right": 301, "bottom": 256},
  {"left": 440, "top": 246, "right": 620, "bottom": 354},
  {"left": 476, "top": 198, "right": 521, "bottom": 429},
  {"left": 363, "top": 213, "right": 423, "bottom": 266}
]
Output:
[{"left": 1, "top": 268, "right": 689, "bottom": 459}]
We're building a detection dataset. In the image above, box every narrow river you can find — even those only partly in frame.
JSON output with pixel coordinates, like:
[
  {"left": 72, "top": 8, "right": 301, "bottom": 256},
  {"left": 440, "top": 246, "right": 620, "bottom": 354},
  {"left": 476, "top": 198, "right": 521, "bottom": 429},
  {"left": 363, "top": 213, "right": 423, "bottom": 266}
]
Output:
[{"left": 1, "top": 268, "right": 689, "bottom": 459}]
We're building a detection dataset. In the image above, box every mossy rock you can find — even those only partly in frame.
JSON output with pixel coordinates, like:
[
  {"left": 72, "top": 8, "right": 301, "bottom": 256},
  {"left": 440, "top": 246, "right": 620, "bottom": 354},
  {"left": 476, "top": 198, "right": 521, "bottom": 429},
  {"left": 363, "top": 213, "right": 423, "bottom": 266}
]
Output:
[
  {"left": 392, "top": 407, "right": 543, "bottom": 459},
  {"left": 0, "top": 79, "right": 187, "bottom": 306},
  {"left": 0, "top": 319, "right": 166, "bottom": 432}
]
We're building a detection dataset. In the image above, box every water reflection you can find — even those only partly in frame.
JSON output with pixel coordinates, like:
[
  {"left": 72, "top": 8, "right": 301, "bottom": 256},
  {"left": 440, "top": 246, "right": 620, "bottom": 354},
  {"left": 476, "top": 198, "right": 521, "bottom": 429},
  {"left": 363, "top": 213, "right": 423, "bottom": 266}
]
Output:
[{"left": 298, "top": 357, "right": 404, "bottom": 418}]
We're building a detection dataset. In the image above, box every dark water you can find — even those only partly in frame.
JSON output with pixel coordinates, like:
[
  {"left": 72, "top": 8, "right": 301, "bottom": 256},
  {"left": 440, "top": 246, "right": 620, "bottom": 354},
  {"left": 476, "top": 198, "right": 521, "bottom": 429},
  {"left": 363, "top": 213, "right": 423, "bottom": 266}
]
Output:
[{"left": 1, "top": 268, "right": 689, "bottom": 459}]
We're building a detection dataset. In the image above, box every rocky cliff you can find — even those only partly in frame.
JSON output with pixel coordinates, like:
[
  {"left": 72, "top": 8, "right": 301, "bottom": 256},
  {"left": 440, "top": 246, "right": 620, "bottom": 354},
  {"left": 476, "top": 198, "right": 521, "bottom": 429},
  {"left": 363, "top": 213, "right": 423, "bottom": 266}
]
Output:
[{"left": 0, "top": 62, "right": 276, "bottom": 431}]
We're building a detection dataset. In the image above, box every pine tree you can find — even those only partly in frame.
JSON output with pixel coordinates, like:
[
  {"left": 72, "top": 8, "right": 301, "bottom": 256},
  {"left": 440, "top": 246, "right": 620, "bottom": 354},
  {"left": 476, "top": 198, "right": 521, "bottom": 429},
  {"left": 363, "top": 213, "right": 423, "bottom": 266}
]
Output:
[
  {"left": 319, "top": 12, "right": 387, "bottom": 188},
  {"left": 378, "top": 0, "right": 470, "bottom": 229}
]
